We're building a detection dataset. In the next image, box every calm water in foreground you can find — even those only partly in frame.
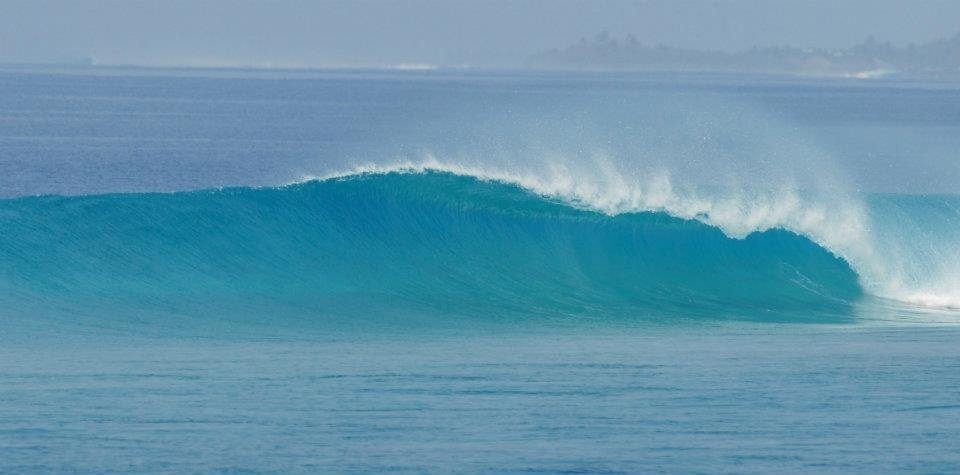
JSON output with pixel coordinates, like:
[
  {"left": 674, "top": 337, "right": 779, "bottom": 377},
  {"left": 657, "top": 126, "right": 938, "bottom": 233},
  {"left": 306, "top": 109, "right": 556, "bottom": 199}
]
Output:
[{"left": 2, "top": 326, "right": 960, "bottom": 472}]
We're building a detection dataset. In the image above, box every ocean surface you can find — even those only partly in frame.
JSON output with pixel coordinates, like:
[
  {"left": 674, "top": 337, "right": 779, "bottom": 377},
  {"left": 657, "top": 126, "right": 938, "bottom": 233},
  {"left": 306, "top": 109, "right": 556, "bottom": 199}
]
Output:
[{"left": 1, "top": 66, "right": 959, "bottom": 472}]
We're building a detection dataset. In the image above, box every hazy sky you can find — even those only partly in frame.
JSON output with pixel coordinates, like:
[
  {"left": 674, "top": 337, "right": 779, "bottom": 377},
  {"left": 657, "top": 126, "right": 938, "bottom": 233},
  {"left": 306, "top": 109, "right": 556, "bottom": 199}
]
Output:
[{"left": 2, "top": 0, "right": 959, "bottom": 68}]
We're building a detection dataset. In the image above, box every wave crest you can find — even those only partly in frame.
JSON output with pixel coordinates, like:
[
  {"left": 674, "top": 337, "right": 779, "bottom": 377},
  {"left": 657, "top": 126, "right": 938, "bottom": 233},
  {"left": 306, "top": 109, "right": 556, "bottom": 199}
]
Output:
[{"left": 301, "top": 159, "right": 958, "bottom": 311}]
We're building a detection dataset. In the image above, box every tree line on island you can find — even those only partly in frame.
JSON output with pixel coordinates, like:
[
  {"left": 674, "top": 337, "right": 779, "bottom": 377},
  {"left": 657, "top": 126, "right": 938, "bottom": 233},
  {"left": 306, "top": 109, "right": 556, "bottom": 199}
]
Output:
[{"left": 526, "top": 30, "right": 960, "bottom": 78}]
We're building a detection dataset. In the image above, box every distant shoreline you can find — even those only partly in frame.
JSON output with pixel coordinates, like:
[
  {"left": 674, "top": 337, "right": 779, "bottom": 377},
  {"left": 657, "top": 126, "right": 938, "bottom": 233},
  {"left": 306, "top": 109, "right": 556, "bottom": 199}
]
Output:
[
  {"left": 3, "top": 60, "right": 960, "bottom": 84},
  {"left": 527, "top": 31, "right": 960, "bottom": 79}
]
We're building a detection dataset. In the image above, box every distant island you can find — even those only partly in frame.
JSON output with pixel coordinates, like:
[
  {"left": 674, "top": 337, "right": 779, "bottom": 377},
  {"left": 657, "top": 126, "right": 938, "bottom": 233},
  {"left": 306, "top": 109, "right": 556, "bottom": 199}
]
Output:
[{"left": 526, "top": 31, "right": 960, "bottom": 78}]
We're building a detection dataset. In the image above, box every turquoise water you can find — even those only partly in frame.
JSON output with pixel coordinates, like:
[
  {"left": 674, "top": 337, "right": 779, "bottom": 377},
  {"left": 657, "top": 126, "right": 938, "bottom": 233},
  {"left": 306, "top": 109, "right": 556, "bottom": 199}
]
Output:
[
  {"left": 1, "top": 68, "right": 959, "bottom": 472},
  {"left": 1, "top": 172, "right": 865, "bottom": 330}
]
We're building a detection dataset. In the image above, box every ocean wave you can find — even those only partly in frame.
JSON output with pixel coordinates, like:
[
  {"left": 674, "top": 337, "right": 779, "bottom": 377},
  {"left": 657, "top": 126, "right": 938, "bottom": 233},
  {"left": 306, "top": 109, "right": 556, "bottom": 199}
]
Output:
[
  {"left": 306, "top": 160, "right": 960, "bottom": 311},
  {"left": 2, "top": 170, "right": 956, "bottom": 329}
]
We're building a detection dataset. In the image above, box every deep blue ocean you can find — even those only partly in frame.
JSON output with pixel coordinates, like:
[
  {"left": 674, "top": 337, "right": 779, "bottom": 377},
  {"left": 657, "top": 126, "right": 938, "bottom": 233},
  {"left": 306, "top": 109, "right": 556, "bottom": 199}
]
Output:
[{"left": 1, "top": 66, "right": 959, "bottom": 472}]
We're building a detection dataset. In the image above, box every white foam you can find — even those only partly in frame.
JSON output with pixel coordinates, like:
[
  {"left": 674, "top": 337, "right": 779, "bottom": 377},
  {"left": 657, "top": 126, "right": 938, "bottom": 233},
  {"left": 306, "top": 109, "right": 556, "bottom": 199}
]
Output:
[{"left": 390, "top": 63, "right": 438, "bottom": 71}]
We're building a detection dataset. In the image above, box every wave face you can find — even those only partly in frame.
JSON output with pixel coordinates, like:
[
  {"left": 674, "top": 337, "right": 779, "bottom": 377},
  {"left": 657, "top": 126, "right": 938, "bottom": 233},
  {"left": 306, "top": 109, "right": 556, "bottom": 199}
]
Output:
[{"left": 0, "top": 171, "right": 878, "bottom": 329}]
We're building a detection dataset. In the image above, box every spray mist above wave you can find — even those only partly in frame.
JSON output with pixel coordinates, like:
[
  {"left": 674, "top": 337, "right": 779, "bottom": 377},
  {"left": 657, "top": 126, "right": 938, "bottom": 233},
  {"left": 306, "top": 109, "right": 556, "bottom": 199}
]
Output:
[{"left": 295, "top": 92, "right": 958, "bottom": 310}]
